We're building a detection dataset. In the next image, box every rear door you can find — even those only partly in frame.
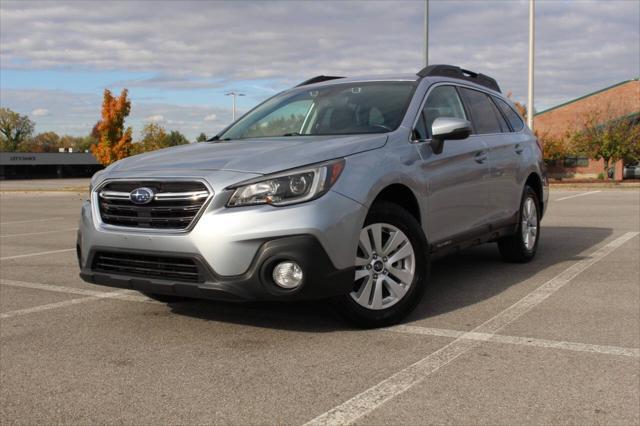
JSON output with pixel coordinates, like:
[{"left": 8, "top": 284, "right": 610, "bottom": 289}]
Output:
[
  {"left": 491, "top": 96, "right": 530, "bottom": 222},
  {"left": 414, "top": 85, "right": 490, "bottom": 246},
  {"left": 458, "top": 87, "right": 519, "bottom": 226}
]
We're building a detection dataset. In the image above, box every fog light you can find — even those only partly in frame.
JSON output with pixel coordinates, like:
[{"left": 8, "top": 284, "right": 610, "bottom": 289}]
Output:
[{"left": 272, "top": 261, "right": 303, "bottom": 289}]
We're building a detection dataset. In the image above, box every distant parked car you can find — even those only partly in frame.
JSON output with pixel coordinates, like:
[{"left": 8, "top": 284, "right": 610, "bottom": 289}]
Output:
[{"left": 623, "top": 163, "right": 640, "bottom": 179}]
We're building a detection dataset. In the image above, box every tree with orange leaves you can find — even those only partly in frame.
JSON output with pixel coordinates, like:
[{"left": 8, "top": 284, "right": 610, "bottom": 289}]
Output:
[
  {"left": 506, "top": 91, "right": 528, "bottom": 121},
  {"left": 91, "top": 89, "right": 133, "bottom": 166}
]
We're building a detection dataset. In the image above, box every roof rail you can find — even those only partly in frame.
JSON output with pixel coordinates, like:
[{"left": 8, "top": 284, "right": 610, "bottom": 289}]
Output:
[
  {"left": 295, "top": 75, "right": 345, "bottom": 87},
  {"left": 417, "top": 64, "right": 501, "bottom": 93}
]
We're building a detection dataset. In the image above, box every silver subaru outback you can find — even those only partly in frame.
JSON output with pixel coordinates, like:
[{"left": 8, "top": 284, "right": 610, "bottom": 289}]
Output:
[{"left": 78, "top": 64, "right": 548, "bottom": 327}]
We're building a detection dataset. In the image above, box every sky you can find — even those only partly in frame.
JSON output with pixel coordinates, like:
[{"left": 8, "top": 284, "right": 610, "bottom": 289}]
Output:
[{"left": 1, "top": 0, "right": 638, "bottom": 141}]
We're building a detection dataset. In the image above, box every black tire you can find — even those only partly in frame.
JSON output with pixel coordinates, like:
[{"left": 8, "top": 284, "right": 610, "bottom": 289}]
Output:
[
  {"left": 498, "top": 185, "right": 540, "bottom": 263},
  {"left": 141, "top": 292, "right": 193, "bottom": 303},
  {"left": 333, "top": 202, "right": 430, "bottom": 328}
]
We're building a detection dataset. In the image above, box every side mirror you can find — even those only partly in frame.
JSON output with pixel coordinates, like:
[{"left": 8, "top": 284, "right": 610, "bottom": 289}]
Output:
[{"left": 430, "top": 117, "right": 472, "bottom": 154}]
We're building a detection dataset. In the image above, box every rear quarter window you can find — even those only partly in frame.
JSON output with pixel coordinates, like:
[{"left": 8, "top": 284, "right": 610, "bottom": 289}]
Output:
[{"left": 494, "top": 97, "right": 525, "bottom": 132}]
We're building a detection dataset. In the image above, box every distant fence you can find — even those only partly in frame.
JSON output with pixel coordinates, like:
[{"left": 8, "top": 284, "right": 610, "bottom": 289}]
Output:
[{"left": 0, "top": 152, "right": 103, "bottom": 179}]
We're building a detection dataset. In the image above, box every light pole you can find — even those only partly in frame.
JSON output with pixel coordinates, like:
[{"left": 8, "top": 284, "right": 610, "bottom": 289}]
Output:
[
  {"left": 225, "top": 91, "right": 245, "bottom": 122},
  {"left": 527, "top": 0, "right": 535, "bottom": 131},
  {"left": 424, "top": 0, "right": 429, "bottom": 67}
]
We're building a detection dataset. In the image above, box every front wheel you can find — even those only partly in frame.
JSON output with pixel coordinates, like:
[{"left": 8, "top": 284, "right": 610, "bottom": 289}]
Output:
[
  {"left": 498, "top": 185, "right": 540, "bottom": 263},
  {"left": 333, "top": 202, "right": 429, "bottom": 328}
]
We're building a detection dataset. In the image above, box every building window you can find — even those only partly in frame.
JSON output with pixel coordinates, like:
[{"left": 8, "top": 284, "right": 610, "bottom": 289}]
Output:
[{"left": 563, "top": 156, "right": 589, "bottom": 167}]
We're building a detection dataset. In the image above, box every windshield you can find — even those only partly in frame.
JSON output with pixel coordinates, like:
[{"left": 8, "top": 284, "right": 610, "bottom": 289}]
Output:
[{"left": 217, "top": 81, "right": 416, "bottom": 140}]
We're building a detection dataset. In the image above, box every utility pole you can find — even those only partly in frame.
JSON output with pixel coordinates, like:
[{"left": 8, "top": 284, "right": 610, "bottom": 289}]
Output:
[
  {"left": 424, "top": 0, "right": 429, "bottom": 67},
  {"left": 527, "top": 0, "right": 535, "bottom": 131},
  {"left": 225, "top": 91, "right": 245, "bottom": 122}
]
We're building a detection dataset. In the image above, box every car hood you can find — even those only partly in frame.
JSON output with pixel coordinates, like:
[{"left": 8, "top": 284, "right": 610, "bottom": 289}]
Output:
[{"left": 108, "top": 134, "right": 387, "bottom": 175}]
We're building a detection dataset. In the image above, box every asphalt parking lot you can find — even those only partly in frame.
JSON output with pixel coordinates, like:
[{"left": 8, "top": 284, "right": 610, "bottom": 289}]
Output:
[{"left": 1, "top": 184, "right": 638, "bottom": 425}]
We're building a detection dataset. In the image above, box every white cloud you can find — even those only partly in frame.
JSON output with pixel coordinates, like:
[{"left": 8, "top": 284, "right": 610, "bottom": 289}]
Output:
[
  {"left": 31, "top": 108, "right": 48, "bottom": 116},
  {"left": 203, "top": 114, "right": 217, "bottom": 122},
  {"left": 146, "top": 114, "right": 165, "bottom": 123},
  {"left": 0, "top": 0, "right": 638, "bottom": 118}
]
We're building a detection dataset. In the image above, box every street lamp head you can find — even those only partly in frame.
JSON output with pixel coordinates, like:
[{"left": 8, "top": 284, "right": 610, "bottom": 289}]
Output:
[{"left": 225, "top": 91, "right": 246, "bottom": 122}]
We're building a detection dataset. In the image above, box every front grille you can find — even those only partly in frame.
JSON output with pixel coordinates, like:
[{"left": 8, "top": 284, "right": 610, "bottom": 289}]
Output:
[
  {"left": 97, "top": 180, "right": 210, "bottom": 230},
  {"left": 92, "top": 251, "right": 203, "bottom": 283}
]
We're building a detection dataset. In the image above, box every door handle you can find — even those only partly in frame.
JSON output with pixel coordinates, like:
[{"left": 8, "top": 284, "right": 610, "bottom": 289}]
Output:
[
  {"left": 515, "top": 144, "right": 524, "bottom": 154},
  {"left": 475, "top": 151, "right": 488, "bottom": 164}
]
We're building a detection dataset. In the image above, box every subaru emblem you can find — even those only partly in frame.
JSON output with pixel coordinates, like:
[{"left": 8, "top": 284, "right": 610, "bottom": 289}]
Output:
[{"left": 129, "top": 187, "right": 154, "bottom": 204}]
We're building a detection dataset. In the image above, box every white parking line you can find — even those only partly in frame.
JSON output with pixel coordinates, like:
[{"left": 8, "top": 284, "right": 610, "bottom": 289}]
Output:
[
  {"left": 387, "top": 325, "right": 639, "bottom": 358},
  {"left": 0, "top": 228, "right": 77, "bottom": 238},
  {"left": 0, "top": 248, "right": 75, "bottom": 261},
  {"left": 0, "top": 279, "right": 151, "bottom": 303},
  {"left": 0, "top": 290, "right": 133, "bottom": 319},
  {"left": 0, "top": 217, "right": 65, "bottom": 225},
  {"left": 304, "top": 231, "right": 639, "bottom": 426},
  {"left": 555, "top": 190, "right": 601, "bottom": 201}
]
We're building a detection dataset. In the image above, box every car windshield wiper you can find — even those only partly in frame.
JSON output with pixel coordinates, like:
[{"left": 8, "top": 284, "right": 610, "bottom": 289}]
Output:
[
  {"left": 282, "top": 132, "right": 303, "bottom": 137},
  {"left": 206, "top": 135, "right": 233, "bottom": 142},
  {"left": 211, "top": 137, "right": 232, "bottom": 142}
]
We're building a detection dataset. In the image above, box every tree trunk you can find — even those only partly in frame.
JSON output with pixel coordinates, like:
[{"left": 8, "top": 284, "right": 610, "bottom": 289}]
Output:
[{"left": 603, "top": 158, "right": 613, "bottom": 180}]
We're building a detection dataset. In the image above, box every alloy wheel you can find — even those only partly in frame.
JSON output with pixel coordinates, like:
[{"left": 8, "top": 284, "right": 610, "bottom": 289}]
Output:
[
  {"left": 351, "top": 223, "right": 416, "bottom": 310},
  {"left": 521, "top": 197, "right": 538, "bottom": 251}
]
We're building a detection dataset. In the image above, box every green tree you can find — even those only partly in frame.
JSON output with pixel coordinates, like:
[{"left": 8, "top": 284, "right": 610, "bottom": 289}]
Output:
[
  {"left": 538, "top": 131, "right": 575, "bottom": 162},
  {"left": 133, "top": 124, "right": 190, "bottom": 154},
  {"left": 164, "top": 130, "right": 189, "bottom": 147},
  {"left": 572, "top": 111, "right": 640, "bottom": 179},
  {"left": 22, "top": 131, "right": 61, "bottom": 152},
  {"left": 133, "top": 122, "right": 167, "bottom": 154},
  {"left": 0, "top": 107, "right": 35, "bottom": 151},
  {"left": 59, "top": 134, "right": 97, "bottom": 152},
  {"left": 196, "top": 132, "right": 208, "bottom": 142}
]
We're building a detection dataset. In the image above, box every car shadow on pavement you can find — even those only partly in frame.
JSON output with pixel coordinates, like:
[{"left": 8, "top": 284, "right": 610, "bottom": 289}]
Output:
[
  {"left": 408, "top": 225, "right": 613, "bottom": 322},
  {"left": 168, "top": 226, "right": 612, "bottom": 332}
]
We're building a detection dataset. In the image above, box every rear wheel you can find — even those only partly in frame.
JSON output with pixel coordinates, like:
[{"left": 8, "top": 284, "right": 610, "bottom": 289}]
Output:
[
  {"left": 498, "top": 185, "right": 540, "bottom": 263},
  {"left": 334, "top": 202, "right": 429, "bottom": 328}
]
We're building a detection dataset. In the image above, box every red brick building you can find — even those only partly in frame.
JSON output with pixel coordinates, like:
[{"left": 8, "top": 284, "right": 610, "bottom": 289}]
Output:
[{"left": 534, "top": 78, "right": 640, "bottom": 180}]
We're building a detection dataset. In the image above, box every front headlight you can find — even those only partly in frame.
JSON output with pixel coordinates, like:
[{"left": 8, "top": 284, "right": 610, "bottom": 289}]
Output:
[{"left": 227, "top": 159, "right": 345, "bottom": 207}]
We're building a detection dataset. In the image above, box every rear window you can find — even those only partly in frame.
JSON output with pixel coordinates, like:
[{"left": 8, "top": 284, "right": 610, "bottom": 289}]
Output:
[
  {"left": 459, "top": 87, "right": 505, "bottom": 134},
  {"left": 494, "top": 97, "right": 525, "bottom": 132}
]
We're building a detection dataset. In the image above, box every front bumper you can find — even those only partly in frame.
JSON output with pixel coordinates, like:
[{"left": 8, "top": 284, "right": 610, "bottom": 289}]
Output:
[
  {"left": 78, "top": 187, "right": 366, "bottom": 301},
  {"left": 79, "top": 235, "right": 355, "bottom": 301}
]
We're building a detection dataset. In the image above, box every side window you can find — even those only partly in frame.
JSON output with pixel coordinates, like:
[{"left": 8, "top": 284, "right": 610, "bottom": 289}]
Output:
[
  {"left": 413, "top": 113, "right": 428, "bottom": 140},
  {"left": 421, "top": 86, "right": 467, "bottom": 137},
  {"left": 488, "top": 99, "right": 509, "bottom": 133},
  {"left": 494, "top": 97, "right": 525, "bottom": 132},
  {"left": 459, "top": 88, "right": 504, "bottom": 134},
  {"left": 368, "top": 107, "right": 385, "bottom": 126}
]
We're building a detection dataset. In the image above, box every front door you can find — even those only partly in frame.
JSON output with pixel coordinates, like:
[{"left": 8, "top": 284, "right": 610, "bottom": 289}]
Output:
[{"left": 413, "top": 85, "right": 490, "bottom": 246}]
